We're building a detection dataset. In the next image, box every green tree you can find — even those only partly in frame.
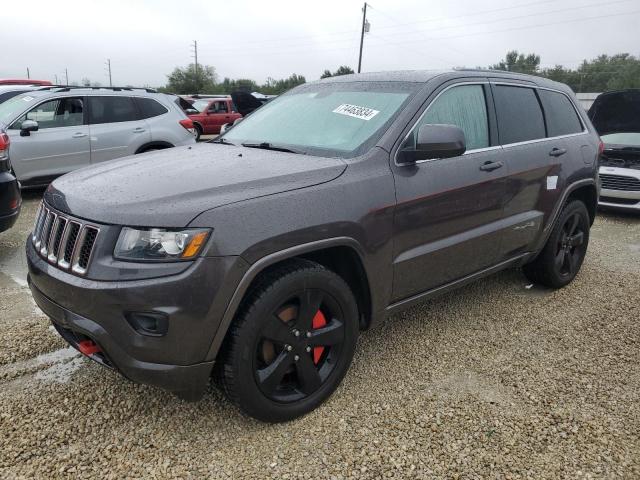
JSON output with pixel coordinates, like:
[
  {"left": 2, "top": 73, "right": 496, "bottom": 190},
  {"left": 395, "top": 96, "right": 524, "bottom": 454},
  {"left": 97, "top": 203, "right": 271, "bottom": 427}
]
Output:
[
  {"left": 320, "top": 66, "right": 355, "bottom": 79},
  {"left": 333, "top": 65, "right": 355, "bottom": 76},
  {"left": 491, "top": 50, "right": 540, "bottom": 74},
  {"left": 261, "top": 74, "right": 306, "bottom": 95},
  {"left": 166, "top": 63, "right": 217, "bottom": 94}
]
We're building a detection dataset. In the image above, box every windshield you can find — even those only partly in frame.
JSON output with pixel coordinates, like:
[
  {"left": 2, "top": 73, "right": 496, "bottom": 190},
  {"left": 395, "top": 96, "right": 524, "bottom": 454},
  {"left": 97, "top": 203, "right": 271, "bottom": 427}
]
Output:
[
  {"left": 0, "top": 93, "right": 37, "bottom": 124},
  {"left": 222, "top": 81, "right": 418, "bottom": 157},
  {"left": 601, "top": 132, "right": 640, "bottom": 147},
  {"left": 191, "top": 99, "right": 210, "bottom": 112}
]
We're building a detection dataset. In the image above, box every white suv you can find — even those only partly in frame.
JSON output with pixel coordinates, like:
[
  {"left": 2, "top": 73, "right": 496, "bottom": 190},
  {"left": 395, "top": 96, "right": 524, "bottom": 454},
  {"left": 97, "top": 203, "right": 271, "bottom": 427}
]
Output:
[{"left": 0, "top": 87, "right": 196, "bottom": 187}]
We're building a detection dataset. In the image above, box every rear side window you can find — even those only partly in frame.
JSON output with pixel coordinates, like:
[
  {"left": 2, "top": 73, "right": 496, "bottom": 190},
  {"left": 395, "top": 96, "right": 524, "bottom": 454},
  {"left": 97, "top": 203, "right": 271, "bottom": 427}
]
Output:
[
  {"left": 89, "top": 96, "right": 138, "bottom": 124},
  {"left": 494, "top": 86, "right": 545, "bottom": 144},
  {"left": 135, "top": 97, "right": 169, "bottom": 118},
  {"left": 539, "top": 90, "right": 583, "bottom": 136},
  {"left": 407, "top": 84, "right": 489, "bottom": 151}
]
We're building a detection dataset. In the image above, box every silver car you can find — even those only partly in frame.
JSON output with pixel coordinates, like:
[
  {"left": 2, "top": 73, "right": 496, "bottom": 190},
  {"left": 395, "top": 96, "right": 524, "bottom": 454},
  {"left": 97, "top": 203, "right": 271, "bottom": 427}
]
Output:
[
  {"left": 587, "top": 89, "right": 640, "bottom": 211},
  {"left": 0, "top": 87, "right": 196, "bottom": 187}
]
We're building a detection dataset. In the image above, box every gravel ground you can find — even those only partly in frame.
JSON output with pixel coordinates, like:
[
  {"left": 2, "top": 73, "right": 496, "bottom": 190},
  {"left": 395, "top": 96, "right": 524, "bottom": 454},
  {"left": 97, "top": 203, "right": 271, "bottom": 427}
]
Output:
[{"left": 0, "top": 194, "right": 639, "bottom": 479}]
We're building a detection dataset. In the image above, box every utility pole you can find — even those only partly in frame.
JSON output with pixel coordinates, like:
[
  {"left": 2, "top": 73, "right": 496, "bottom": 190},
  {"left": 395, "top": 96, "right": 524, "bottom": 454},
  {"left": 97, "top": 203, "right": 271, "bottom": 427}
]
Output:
[
  {"left": 105, "top": 59, "right": 112, "bottom": 86},
  {"left": 357, "top": 3, "right": 368, "bottom": 73},
  {"left": 26, "top": 67, "right": 30, "bottom": 79},
  {"left": 54, "top": 74, "right": 58, "bottom": 85},
  {"left": 65, "top": 68, "right": 69, "bottom": 85},
  {"left": 191, "top": 40, "right": 199, "bottom": 93}
]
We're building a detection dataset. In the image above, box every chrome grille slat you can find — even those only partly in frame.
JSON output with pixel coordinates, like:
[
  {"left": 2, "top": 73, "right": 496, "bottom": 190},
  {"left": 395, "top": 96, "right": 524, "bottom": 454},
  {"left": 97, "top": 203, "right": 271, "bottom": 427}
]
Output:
[
  {"left": 31, "top": 206, "right": 100, "bottom": 277},
  {"left": 600, "top": 174, "right": 640, "bottom": 192},
  {"left": 39, "top": 211, "right": 55, "bottom": 256}
]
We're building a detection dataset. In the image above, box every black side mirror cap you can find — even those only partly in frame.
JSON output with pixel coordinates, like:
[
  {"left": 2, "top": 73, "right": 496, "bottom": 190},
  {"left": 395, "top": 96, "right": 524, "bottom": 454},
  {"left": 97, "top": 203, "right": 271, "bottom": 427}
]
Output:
[{"left": 399, "top": 124, "right": 466, "bottom": 163}]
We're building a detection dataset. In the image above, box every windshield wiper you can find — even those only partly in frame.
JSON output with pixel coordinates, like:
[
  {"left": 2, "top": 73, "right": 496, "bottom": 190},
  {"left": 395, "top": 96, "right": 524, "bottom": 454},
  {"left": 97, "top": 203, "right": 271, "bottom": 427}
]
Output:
[
  {"left": 210, "top": 137, "right": 235, "bottom": 146},
  {"left": 241, "top": 142, "right": 306, "bottom": 155}
]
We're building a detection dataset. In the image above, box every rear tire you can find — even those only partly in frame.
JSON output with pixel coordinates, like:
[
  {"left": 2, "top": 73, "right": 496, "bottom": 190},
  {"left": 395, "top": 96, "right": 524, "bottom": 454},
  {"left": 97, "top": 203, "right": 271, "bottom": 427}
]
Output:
[
  {"left": 194, "top": 124, "right": 203, "bottom": 141},
  {"left": 523, "top": 200, "right": 590, "bottom": 288},
  {"left": 218, "top": 259, "right": 359, "bottom": 422}
]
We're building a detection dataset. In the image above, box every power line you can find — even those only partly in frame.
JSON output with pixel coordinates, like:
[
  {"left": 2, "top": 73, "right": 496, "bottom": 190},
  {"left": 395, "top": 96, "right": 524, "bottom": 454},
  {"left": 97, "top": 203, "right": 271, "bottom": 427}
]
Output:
[
  {"left": 368, "top": 0, "right": 635, "bottom": 41},
  {"left": 359, "top": 8, "right": 640, "bottom": 46}
]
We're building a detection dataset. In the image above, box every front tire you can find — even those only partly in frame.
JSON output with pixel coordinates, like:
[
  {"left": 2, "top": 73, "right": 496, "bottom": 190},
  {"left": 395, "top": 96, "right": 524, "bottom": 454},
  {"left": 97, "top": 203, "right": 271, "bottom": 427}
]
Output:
[
  {"left": 523, "top": 200, "right": 590, "bottom": 288},
  {"left": 218, "top": 259, "right": 359, "bottom": 422}
]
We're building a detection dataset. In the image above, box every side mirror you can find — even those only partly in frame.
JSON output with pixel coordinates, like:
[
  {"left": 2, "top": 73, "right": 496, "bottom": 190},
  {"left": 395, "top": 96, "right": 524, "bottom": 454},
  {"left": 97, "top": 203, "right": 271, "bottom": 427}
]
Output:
[
  {"left": 398, "top": 124, "right": 466, "bottom": 163},
  {"left": 20, "top": 119, "right": 39, "bottom": 137}
]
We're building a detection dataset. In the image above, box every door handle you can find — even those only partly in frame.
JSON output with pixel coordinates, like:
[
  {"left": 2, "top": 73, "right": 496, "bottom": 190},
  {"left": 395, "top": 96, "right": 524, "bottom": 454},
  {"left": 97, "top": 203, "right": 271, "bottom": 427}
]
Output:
[
  {"left": 133, "top": 128, "right": 146, "bottom": 133},
  {"left": 72, "top": 132, "right": 87, "bottom": 138},
  {"left": 549, "top": 147, "right": 567, "bottom": 157},
  {"left": 479, "top": 160, "right": 504, "bottom": 172}
]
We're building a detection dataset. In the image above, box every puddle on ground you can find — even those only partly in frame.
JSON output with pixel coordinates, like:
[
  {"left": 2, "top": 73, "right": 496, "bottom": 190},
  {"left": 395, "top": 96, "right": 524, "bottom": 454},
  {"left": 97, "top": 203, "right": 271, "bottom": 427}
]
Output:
[{"left": 0, "top": 244, "right": 28, "bottom": 288}]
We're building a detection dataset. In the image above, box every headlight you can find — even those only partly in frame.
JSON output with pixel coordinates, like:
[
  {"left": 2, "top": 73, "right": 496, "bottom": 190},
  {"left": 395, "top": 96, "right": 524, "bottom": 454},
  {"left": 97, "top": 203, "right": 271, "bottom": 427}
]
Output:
[{"left": 114, "top": 227, "right": 211, "bottom": 261}]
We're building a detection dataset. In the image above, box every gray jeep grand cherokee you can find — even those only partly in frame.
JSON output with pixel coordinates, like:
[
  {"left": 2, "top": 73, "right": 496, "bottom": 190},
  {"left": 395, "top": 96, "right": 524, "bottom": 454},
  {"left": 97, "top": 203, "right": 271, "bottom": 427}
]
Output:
[{"left": 27, "top": 70, "right": 600, "bottom": 422}]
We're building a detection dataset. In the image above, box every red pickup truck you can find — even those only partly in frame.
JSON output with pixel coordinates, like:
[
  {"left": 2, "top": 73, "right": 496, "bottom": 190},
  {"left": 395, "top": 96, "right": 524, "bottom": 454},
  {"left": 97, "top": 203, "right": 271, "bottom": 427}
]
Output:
[
  {"left": 186, "top": 96, "right": 242, "bottom": 140},
  {"left": 185, "top": 92, "right": 267, "bottom": 140}
]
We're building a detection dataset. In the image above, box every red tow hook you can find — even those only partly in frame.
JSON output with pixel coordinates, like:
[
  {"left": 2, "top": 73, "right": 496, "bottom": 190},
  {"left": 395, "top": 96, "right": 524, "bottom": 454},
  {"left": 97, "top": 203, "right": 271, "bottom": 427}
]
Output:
[{"left": 77, "top": 340, "right": 101, "bottom": 356}]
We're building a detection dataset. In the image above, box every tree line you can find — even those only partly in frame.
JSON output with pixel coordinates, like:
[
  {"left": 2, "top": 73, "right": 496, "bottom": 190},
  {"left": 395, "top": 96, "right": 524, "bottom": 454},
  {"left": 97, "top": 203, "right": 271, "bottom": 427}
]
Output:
[
  {"left": 489, "top": 51, "right": 640, "bottom": 92},
  {"left": 151, "top": 53, "right": 639, "bottom": 96},
  {"left": 159, "top": 64, "right": 355, "bottom": 95}
]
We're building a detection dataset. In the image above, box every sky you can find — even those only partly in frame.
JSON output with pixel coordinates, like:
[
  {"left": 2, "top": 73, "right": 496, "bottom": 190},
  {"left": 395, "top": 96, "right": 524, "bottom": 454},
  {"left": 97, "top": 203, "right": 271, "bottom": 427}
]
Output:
[{"left": 2, "top": 0, "right": 639, "bottom": 88}]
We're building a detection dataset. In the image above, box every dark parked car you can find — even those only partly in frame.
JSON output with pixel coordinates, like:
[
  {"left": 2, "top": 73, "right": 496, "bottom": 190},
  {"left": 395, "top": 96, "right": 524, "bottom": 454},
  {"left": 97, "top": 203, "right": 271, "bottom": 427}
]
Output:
[
  {"left": 588, "top": 89, "right": 640, "bottom": 211},
  {"left": 0, "top": 132, "right": 21, "bottom": 232},
  {"left": 27, "top": 70, "right": 600, "bottom": 422}
]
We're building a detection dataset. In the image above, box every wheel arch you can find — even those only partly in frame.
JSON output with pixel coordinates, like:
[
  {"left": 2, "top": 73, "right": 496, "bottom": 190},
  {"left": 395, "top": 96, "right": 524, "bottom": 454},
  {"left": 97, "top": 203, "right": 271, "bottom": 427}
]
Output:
[
  {"left": 205, "top": 237, "right": 373, "bottom": 362},
  {"left": 567, "top": 183, "right": 598, "bottom": 225},
  {"left": 135, "top": 141, "right": 174, "bottom": 154}
]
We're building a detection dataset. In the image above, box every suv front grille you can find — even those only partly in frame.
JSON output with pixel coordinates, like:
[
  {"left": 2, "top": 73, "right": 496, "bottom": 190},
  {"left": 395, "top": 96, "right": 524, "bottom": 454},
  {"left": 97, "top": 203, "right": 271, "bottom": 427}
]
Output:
[
  {"left": 32, "top": 204, "right": 100, "bottom": 276},
  {"left": 600, "top": 174, "right": 640, "bottom": 191}
]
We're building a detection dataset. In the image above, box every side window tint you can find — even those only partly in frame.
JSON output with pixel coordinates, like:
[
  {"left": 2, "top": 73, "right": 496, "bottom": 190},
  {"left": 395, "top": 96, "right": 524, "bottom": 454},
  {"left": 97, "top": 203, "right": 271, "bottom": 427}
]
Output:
[
  {"left": 17, "top": 97, "right": 84, "bottom": 129},
  {"left": 136, "top": 97, "right": 169, "bottom": 119},
  {"left": 539, "top": 90, "right": 583, "bottom": 137},
  {"left": 407, "top": 85, "right": 489, "bottom": 151},
  {"left": 493, "top": 86, "right": 545, "bottom": 144},
  {"left": 89, "top": 96, "right": 138, "bottom": 124}
]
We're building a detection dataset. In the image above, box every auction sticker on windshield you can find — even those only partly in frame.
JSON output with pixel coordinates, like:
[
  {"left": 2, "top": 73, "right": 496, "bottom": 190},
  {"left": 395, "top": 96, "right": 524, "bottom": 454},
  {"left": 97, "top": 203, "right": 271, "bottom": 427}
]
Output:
[{"left": 333, "top": 104, "right": 380, "bottom": 121}]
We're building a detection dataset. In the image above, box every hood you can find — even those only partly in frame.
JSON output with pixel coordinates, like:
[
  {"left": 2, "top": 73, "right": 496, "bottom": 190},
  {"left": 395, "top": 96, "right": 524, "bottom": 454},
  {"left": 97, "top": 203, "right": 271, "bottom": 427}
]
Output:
[
  {"left": 588, "top": 89, "right": 640, "bottom": 136},
  {"left": 45, "top": 143, "right": 346, "bottom": 227}
]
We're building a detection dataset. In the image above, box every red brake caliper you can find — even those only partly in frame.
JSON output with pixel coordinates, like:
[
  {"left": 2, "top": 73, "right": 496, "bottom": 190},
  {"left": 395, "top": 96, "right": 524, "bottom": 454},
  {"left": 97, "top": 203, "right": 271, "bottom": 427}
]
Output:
[{"left": 311, "top": 310, "right": 327, "bottom": 365}]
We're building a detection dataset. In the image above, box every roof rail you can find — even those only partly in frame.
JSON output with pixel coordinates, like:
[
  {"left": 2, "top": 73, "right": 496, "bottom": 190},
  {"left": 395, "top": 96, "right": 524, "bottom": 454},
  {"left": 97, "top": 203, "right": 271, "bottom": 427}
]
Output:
[
  {"left": 189, "top": 94, "right": 230, "bottom": 99},
  {"left": 37, "top": 85, "right": 158, "bottom": 93}
]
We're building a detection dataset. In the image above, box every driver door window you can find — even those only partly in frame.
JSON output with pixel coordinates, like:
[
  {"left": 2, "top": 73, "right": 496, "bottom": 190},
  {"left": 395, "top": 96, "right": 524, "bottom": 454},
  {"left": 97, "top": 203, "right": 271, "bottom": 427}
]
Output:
[
  {"left": 19, "top": 97, "right": 84, "bottom": 129},
  {"left": 209, "top": 101, "right": 228, "bottom": 113},
  {"left": 405, "top": 85, "right": 489, "bottom": 151}
]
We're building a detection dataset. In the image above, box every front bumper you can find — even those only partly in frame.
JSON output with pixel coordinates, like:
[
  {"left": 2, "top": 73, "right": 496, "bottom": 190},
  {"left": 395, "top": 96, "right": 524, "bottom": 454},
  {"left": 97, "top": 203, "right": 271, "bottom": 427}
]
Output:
[
  {"left": 0, "top": 171, "right": 20, "bottom": 232},
  {"left": 27, "top": 239, "right": 248, "bottom": 399},
  {"left": 598, "top": 166, "right": 640, "bottom": 211}
]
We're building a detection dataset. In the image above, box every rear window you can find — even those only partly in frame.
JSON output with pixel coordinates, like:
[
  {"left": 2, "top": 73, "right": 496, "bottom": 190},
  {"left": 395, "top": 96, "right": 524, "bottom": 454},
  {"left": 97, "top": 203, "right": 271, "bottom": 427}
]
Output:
[
  {"left": 135, "top": 97, "right": 168, "bottom": 119},
  {"left": 494, "top": 85, "right": 545, "bottom": 144},
  {"left": 89, "top": 96, "right": 138, "bottom": 124},
  {"left": 539, "top": 90, "right": 583, "bottom": 137}
]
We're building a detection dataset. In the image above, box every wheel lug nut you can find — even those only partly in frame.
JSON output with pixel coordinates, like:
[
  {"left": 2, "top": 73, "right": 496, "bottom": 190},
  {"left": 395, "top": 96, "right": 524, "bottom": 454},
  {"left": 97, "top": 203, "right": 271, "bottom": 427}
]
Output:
[
  {"left": 285, "top": 345, "right": 292, "bottom": 351},
  {"left": 294, "top": 355, "right": 300, "bottom": 361},
  {"left": 306, "top": 346, "right": 311, "bottom": 353},
  {"left": 293, "top": 330, "right": 300, "bottom": 337},
  {"left": 306, "top": 332, "right": 311, "bottom": 338}
]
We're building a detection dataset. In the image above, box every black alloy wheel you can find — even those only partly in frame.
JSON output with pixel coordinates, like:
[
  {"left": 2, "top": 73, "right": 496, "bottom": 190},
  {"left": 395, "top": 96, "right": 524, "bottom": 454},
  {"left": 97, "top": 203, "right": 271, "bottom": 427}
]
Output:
[
  {"left": 217, "top": 259, "right": 359, "bottom": 422},
  {"left": 523, "top": 199, "right": 590, "bottom": 288}
]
